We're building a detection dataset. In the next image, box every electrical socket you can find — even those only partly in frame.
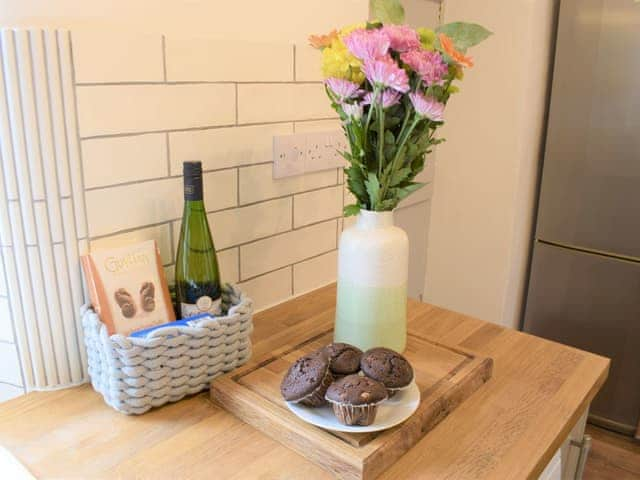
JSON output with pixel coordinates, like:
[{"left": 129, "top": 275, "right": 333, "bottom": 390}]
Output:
[
  {"left": 273, "top": 130, "right": 347, "bottom": 179},
  {"left": 272, "top": 134, "right": 305, "bottom": 178}
]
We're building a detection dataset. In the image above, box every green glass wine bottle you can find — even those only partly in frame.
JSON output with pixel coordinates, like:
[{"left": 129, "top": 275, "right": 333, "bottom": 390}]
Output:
[{"left": 175, "top": 161, "right": 222, "bottom": 318}]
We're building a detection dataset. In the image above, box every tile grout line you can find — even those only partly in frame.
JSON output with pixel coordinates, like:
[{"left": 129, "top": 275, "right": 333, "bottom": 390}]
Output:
[
  {"left": 79, "top": 117, "right": 340, "bottom": 141},
  {"left": 89, "top": 186, "right": 343, "bottom": 241},
  {"left": 74, "top": 80, "right": 325, "bottom": 87},
  {"left": 161, "top": 35, "right": 167, "bottom": 82},
  {"left": 165, "top": 132, "right": 171, "bottom": 176},
  {"left": 239, "top": 247, "right": 338, "bottom": 284},
  {"left": 236, "top": 167, "right": 240, "bottom": 206},
  {"left": 234, "top": 83, "right": 238, "bottom": 126},
  {"left": 84, "top": 162, "right": 271, "bottom": 192},
  {"left": 236, "top": 217, "right": 339, "bottom": 281},
  {"left": 292, "top": 45, "right": 296, "bottom": 82}
]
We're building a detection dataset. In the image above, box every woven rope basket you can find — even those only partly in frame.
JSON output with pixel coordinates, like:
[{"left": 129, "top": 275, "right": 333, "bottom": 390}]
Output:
[{"left": 82, "top": 284, "right": 253, "bottom": 415}]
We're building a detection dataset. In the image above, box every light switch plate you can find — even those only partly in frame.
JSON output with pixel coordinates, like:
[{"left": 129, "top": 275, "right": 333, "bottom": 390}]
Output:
[{"left": 273, "top": 130, "right": 347, "bottom": 179}]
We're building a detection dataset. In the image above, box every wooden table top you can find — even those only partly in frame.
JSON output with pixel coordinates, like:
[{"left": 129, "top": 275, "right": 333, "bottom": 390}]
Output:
[{"left": 0, "top": 284, "right": 609, "bottom": 479}]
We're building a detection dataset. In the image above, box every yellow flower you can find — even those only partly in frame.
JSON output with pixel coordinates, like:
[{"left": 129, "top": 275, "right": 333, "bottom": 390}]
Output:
[
  {"left": 321, "top": 38, "right": 365, "bottom": 83},
  {"left": 454, "top": 64, "right": 464, "bottom": 80},
  {"left": 340, "top": 22, "right": 366, "bottom": 36},
  {"left": 417, "top": 27, "right": 436, "bottom": 51},
  {"left": 447, "top": 84, "right": 460, "bottom": 94}
]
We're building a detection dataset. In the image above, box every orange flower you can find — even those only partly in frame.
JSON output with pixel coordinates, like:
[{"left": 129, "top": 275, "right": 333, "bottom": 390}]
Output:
[
  {"left": 308, "top": 29, "right": 339, "bottom": 49},
  {"left": 438, "top": 33, "right": 474, "bottom": 68}
]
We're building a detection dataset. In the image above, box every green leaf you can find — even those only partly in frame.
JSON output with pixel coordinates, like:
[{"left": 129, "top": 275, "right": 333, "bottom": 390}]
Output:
[
  {"left": 389, "top": 167, "right": 412, "bottom": 187},
  {"left": 384, "top": 130, "right": 395, "bottom": 145},
  {"left": 345, "top": 166, "right": 368, "bottom": 203},
  {"left": 343, "top": 204, "right": 361, "bottom": 217},
  {"left": 370, "top": 0, "right": 405, "bottom": 24},
  {"left": 435, "top": 22, "right": 492, "bottom": 52},
  {"left": 396, "top": 182, "right": 425, "bottom": 202},
  {"left": 365, "top": 172, "right": 381, "bottom": 208},
  {"left": 378, "top": 198, "right": 398, "bottom": 211}
]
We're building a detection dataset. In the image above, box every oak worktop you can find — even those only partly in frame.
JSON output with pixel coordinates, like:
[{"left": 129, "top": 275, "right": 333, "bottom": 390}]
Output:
[{"left": 0, "top": 285, "right": 609, "bottom": 479}]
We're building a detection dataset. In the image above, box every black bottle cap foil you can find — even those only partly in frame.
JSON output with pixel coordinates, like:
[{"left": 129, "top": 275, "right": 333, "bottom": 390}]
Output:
[{"left": 183, "top": 161, "right": 203, "bottom": 201}]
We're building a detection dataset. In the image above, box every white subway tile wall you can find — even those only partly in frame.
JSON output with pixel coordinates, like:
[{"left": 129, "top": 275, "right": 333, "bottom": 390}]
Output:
[
  {"left": 238, "top": 267, "right": 292, "bottom": 312},
  {"left": 294, "top": 186, "right": 342, "bottom": 228},
  {"left": 168, "top": 123, "right": 293, "bottom": 175},
  {"left": 293, "top": 250, "right": 338, "bottom": 295},
  {"left": 73, "top": 31, "right": 346, "bottom": 317},
  {"left": 82, "top": 133, "right": 168, "bottom": 189},
  {"left": 240, "top": 220, "right": 337, "bottom": 279},
  {"left": 294, "top": 44, "right": 324, "bottom": 82},
  {"left": 237, "top": 83, "right": 334, "bottom": 124},
  {"left": 76, "top": 84, "right": 236, "bottom": 137},
  {"left": 165, "top": 37, "right": 294, "bottom": 82},
  {"left": 239, "top": 163, "right": 336, "bottom": 205},
  {"left": 72, "top": 30, "right": 164, "bottom": 84},
  {"left": 0, "top": 28, "right": 433, "bottom": 395}
]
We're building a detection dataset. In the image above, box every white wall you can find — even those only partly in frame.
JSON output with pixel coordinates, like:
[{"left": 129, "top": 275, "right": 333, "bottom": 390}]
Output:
[
  {"left": 0, "top": 0, "right": 368, "bottom": 42},
  {"left": 392, "top": 0, "right": 441, "bottom": 300},
  {"left": 424, "top": 0, "right": 556, "bottom": 328}
]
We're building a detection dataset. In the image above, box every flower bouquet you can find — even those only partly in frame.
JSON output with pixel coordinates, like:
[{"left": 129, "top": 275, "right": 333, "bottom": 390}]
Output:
[
  {"left": 310, "top": 2, "right": 491, "bottom": 352},
  {"left": 310, "top": 5, "right": 491, "bottom": 215}
]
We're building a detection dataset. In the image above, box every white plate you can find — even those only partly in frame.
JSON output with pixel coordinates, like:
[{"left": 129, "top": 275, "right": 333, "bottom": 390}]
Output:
[{"left": 285, "top": 381, "right": 420, "bottom": 433}]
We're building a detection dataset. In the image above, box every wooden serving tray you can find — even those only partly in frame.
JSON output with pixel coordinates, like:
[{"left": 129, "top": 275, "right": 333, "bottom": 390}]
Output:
[{"left": 210, "top": 329, "right": 493, "bottom": 480}]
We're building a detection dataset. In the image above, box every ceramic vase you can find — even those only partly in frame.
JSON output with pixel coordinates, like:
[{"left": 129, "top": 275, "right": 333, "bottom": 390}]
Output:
[{"left": 334, "top": 210, "right": 408, "bottom": 352}]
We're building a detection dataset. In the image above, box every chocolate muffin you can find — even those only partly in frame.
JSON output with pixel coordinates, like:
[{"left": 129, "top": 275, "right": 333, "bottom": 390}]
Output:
[
  {"left": 280, "top": 351, "right": 333, "bottom": 407},
  {"left": 325, "top": 374, "right": 388, "bottom": 426},
  {"left": 360, "top": 347, "right": 414, "bottom": 397},
  {"left": 323, "top": 343, "right": 363, "bottom": 376}
]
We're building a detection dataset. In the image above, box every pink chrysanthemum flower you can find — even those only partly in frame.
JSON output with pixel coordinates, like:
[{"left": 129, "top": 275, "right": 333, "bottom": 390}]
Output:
[
  {"left": 342, "top": 102, "right": 363, "bottom": 119},
  {"left": 343, "top": 28, "right": 390, "bottom": 62},
  {"left": 325, "top": 78, "right": 363, "bottom": 102},
  {"left": 363, "top": 56, "right": 410, "bottom": 93},
  {"left": 363, "top": 89, "right": 401, "bottom": 109},
  {"left": 400, "top": 50, "right": 448, "bottom": 86},
  {"left": 409, "top": 92, "right": 445, "bottom": 121},
  {"left": 381, "top": 25, "right": 421, "bottom": 52}
]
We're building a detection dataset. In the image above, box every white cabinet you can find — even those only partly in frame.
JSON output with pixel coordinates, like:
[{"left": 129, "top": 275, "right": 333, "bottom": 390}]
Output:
[{"left": 539, "top": 409, "right": 590, "bottom": 480}]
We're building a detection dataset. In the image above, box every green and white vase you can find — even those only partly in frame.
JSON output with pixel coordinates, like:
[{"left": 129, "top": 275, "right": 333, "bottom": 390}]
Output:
[{"left": 334, "top": 210, "right": 408, "bottom": 352}]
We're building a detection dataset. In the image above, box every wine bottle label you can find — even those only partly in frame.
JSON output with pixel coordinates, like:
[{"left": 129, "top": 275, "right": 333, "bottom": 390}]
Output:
[{"left": 180, "top": 295, "right": 221, "bottom": 318}]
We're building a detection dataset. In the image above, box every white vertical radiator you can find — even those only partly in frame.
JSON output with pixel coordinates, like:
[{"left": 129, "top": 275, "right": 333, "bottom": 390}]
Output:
[{"left": 0, "top": 29, "right": 88, "bottom": 390}]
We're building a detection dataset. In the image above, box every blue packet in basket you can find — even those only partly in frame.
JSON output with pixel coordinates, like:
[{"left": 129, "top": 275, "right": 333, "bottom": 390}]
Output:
[{"left": 129, "top": 312, "right": 214, "bottom": 338}]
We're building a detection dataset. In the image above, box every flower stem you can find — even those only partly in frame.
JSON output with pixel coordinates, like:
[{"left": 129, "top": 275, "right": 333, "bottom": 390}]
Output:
[
  {"left": 377, "top": 97, "right": 385, "bottom": 185},
  {"left": 363, "top": 86, "right": 380, "bottom": 159},
  {"left": 379, "top": 116, "right": 421, "bottom": 202}
]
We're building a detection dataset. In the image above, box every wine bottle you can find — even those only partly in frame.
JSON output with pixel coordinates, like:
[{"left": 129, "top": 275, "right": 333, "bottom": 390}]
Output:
[{"left": 175, "top": 161, "right": 222, "bottom": 318}]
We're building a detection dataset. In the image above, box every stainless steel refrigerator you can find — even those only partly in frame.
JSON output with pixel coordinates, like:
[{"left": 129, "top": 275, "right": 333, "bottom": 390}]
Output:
[{"left": 522, "top": 0, "right": 640, "bottom": 436}]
